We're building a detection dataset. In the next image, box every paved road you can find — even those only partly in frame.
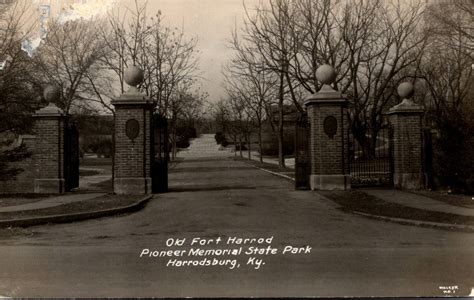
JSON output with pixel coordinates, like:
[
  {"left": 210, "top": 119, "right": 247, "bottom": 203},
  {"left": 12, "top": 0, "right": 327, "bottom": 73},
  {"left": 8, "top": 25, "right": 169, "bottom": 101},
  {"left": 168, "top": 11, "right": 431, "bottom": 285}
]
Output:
[{"left": 1, "top": 154, "right": 473, "bottom": 297}]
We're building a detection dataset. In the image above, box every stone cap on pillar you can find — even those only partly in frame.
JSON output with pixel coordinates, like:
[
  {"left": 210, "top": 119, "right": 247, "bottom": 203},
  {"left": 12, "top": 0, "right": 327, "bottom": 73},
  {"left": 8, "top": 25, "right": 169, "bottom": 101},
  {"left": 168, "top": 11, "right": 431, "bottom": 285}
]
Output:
[
  {"left": 112, "top": 66, "right": 153, "bottom": 106},
  {"left": 34, "top": 85, "right": 66, "bottom": 117},
  {"left": 304, "top": 64, "right": 347, "bottom": 106},
  {"left": 387, "top": 82, "right": 423, "bottom": 114},
  {"left": 34, "top": 103, "right": 65, "bottom": 117}
]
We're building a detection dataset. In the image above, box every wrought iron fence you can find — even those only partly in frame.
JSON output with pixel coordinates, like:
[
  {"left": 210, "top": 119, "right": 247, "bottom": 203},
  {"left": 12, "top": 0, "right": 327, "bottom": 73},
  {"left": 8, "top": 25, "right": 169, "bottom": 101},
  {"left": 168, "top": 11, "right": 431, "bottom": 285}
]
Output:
[{"left": 348, "top": 125, "right": 394, "bottom": 187}]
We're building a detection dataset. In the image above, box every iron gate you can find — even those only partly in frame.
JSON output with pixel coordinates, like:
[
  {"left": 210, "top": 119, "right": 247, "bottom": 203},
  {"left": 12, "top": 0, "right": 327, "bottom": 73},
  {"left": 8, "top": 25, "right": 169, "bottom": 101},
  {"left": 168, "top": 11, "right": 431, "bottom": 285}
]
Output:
[
  {"left": 294, "top": 113, "right": 310, "bottom": 190},
  {"left": 64, "top": 121, "right": 79, "bottom": 191},
  {"left": 348, "top": 125, "right": 394, "bottom": 187},
  {"left": 151, "top": 114, "right": 169, "bottom": 193}
]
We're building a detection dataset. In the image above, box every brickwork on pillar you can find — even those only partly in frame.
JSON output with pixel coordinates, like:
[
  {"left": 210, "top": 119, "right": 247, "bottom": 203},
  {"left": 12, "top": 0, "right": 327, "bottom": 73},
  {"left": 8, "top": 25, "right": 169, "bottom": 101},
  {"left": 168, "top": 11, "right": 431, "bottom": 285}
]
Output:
[
  {"left": 387, "top": 82, "right": 425, "bottom": 189},
  {"left": 308, "top": 104, "right": 349, "bottom": 176},
  {"left": 391, "top": 114, "right": 422, "bottom": 173},
  {"left": 33, "top": 103, "right": 67, "bottom": 194},
  {"left": 112, "top": 66, "right": 155, "bottom": 194},
  {"left": 34, "top": 118, "right": 64, "bottom": 178},
  {"left": 389, "top": 112, "right": 424, "bottom": 189},
  {"left": 304, "top": 66, "right": 351, "bottom": 191},
  {"left": 114, "top": 105, "right": 152, "bottom": 179}
]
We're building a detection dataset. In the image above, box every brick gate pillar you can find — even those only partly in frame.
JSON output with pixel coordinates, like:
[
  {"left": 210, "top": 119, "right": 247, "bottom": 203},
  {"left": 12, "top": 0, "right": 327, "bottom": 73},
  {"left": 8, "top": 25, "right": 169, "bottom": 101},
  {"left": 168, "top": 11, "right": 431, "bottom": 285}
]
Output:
[
  {"left": 304, "top": 65, "right": 350, "bottom": 191},
  {"left": 387, "top": 82, "right": 424, "bottom": 189},
  {"left": 33, "top": 85, "right": 67, "bottom": 194},
  {"left": 112, "top": 66, "right": 154, "bottom": 194}
]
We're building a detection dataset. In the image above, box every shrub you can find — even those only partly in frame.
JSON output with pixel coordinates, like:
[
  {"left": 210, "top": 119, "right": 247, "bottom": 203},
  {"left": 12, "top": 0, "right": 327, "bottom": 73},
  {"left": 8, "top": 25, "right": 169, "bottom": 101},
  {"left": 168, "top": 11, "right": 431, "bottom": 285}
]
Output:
[
  {"left": 176, "top": 138, "right": 190, "bottom": 148},
  {"left": 96, "top": 139, "right": 112, "bottom": 158},
  {"left": 215, "top": 132, "right": 226, "bottom": 144},
  {"left": 0, "top": 142, "right": 31, "bottom": 181},
  {"left": 175, "top": 125, "right": 197, "bottom": 149},
  {"left": 82, "top": 136, "right": 112, "bottom": 158}
]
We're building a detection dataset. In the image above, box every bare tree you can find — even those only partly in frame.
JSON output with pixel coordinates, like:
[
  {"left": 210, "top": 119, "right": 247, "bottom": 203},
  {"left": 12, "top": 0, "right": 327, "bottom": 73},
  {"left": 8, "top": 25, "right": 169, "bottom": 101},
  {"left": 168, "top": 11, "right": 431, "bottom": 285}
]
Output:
[
  {"left": 225, "top": 29, "right": 278, "bottom": 162},
  {"left": 33, "top": 18, "right": 108, "bottom": 114},
  {"left": 294, "top": 0, "right": 427, "bottom": 155},
  {"left": 212, "top": 96, "right": 246, "bottom": 158},
  {"left": 343, "top": 0, "right": 427, "bottom": 155},
  {"left": 167, "top": 88, "right": 206, "bottom": 160},
  {"left": 143, "top": 12, "right": 199, "bottom": 117},
  {"left": 425, "top": 0, "right": 473, "bottom": 54},
  {"left": 0, "top": 0, "right": 40, "bottom": 179},
  {"left": 417, "top": 0, "right": 474, "bottom": 192},
  {"left": 212, "top": 99, "right": 231, "bottom": 136},
  {"left": 237, "top": 0, "right": 307, "bottom": 167},
  {"left": 102, "top": 1, "right": 198, "bottom": 114},
  {"left": 419, "top": 0, "right": 473, "bottom": 127},
  {"left": 100, "top": 1, "right": 200, "bottom": 159},
  {"left": 223, "top": 83, "right": 253, "bottom": 160},
  {"left": 0, "top": 0, "right": 41, "bottom": 134}
]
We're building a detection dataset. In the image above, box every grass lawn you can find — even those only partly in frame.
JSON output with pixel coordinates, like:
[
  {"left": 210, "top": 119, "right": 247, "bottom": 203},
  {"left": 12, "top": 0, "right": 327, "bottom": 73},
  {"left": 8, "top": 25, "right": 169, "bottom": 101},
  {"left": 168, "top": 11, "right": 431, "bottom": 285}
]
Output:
[
  {"left": 80, "top": 157, "right": 112, "bottom": 175},
  {"left": 320, "top": 190, "right": 474, "bottom": 227},
  {"left": 90, "top": 179, "right": 113, "bottom": 193},
  {"left": 409, "top": 190, "right": 474, "bottom": 209},
  {"left": 0, "top": 195, "right": 53, "bottom": 208},
  {"left": 79, "top": 169, "right": 102, "bottom": 176},
  {"left": 0, "top": 194, "right": 145, "bottom": 220},
  {"left": 81, "top": 157, "right": 112, "bottom": 166}
]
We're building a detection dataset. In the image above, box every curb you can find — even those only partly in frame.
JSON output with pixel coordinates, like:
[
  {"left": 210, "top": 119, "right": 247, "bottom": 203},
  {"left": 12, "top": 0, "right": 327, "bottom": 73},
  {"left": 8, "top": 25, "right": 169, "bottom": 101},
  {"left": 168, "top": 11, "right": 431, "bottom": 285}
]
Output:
[
  {"left": 0, "top": 195, "right": 152, "bottom": 228},
  {"left": 253, "top": 164, "right": 474, "bottom": 232},
  {"left": 253, "top": 166, "right": 296, "bottom": 182}
]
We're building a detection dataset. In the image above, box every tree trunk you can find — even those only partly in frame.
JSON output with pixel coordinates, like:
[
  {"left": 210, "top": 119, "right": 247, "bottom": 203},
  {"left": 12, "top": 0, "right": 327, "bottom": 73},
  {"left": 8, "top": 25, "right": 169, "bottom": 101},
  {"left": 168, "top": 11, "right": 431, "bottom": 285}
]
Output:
[
  {"left": 247, "top": 132, "right": 251, "bottom": 160},
  {"left": 233, "top": 136, "right": 237, "bottom": 157},
  {"left": 171, "top": 114, "right": 178, "bottom": 161},
  {"left": 258, "top": 123, "right": 263, "bottom": 163},
  {"left": 170, "top": 117, "right": 176, "bottom": 160},
  {"left": 239, "top": 135, "right": 243, "bottom": 158},
  {"left": 278, "top": 70, "right": 285, "bottom": 168},
  {"left": 111, "top": 114, "right": 116, "bottom": 190},
  {"left": 172, "top": 126, "right": 177, "bottom": 160}
]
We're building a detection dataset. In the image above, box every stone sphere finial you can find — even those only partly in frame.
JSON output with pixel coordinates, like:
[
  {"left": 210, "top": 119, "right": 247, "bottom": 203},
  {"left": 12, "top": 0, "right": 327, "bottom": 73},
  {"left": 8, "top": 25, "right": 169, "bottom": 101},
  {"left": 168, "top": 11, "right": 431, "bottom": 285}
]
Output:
[
  {"left": 124, "top": 66, "right": 144, "bottom": 87},
  {"left": 316, "top": 64, "right": 337, "bottom": 85},
  {"left": 43, "top": 85, "right": 60, "bottom": 102},
  {"left": 397, "top": 82, "right": 414, "bottom": 99}
]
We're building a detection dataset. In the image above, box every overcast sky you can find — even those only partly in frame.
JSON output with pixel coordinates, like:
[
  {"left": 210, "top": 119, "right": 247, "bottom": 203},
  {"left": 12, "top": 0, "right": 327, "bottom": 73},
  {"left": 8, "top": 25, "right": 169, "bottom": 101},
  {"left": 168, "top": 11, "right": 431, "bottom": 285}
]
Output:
[{"left": 120, "top": 0, "right": 260, "bottom": 103}]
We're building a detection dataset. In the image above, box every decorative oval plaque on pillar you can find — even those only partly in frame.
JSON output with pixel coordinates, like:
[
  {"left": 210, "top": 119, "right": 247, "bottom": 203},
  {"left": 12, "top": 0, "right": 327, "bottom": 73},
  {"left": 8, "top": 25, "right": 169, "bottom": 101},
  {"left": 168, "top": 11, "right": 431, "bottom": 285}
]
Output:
[
  {"left": 125, "top": 119, "right": 140, "bottom": 141},
  {"left": 323, "top": 116, "right": 337, "bottom": 138}
]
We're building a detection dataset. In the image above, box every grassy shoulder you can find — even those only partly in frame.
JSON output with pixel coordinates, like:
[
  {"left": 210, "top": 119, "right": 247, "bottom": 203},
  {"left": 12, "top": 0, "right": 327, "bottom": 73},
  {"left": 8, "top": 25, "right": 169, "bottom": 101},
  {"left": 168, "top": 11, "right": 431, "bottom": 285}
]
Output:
[
  {"left": 409, "top": 190, "right": 474, "bottom": 209},
  {"left": 79, "top": 169, "right": 102, "bottom": 176},
  {"left": 0, "top": 194, "right": 55, "bottom": 208},
  {"left": 320, "top": 190, "right": 474, "bottom": 226},
  {"left": 0, "top": 194, "right": 146, "bottom": 220}
]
